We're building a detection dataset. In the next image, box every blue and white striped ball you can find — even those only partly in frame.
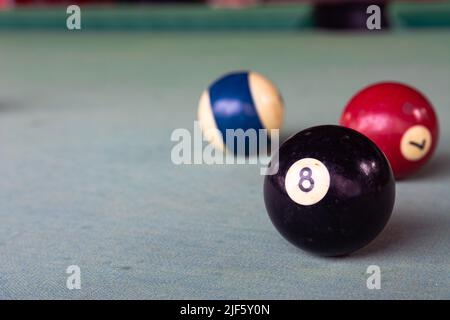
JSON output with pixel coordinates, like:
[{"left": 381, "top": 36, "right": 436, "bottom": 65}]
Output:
[{"left": 198, "top": 71, "right": 284, "bottom": 155}]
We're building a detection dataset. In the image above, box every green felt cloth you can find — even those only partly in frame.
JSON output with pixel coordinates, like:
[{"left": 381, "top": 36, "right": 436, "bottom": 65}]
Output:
[{"left": 0, "top": 31, "right": 449, "bottom": 299}]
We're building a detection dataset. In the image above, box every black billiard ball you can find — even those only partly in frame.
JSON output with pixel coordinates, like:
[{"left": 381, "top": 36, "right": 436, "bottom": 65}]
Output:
[{"left": 263, "top": 125, "right": 395, "bottom": 257}]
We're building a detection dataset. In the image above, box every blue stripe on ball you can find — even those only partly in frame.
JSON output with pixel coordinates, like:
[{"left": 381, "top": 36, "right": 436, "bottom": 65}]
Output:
[{"left": 208, "top": 72, "right": 267, "bottom": 155}]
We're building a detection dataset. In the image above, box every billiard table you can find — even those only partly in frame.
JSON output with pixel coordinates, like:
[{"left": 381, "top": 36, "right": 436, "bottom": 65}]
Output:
[{"left": 0, "top": 4, "right": 449, "bottom": 299}]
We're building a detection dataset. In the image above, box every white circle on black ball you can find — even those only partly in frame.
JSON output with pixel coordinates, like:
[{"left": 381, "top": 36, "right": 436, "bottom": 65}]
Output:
[{"left": 285, "top": 158, "right": 330, "bottom": 206}]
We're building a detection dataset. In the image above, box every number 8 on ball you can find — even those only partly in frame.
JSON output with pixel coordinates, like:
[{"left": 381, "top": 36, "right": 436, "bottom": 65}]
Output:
[{"left": 285, "top": 158, "right": 330, "bottom": 206}]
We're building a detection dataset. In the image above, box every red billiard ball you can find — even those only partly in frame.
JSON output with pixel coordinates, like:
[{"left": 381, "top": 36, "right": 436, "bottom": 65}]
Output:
[{"left": 340, "top": 82, "right": 439, "bottom": 179}]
